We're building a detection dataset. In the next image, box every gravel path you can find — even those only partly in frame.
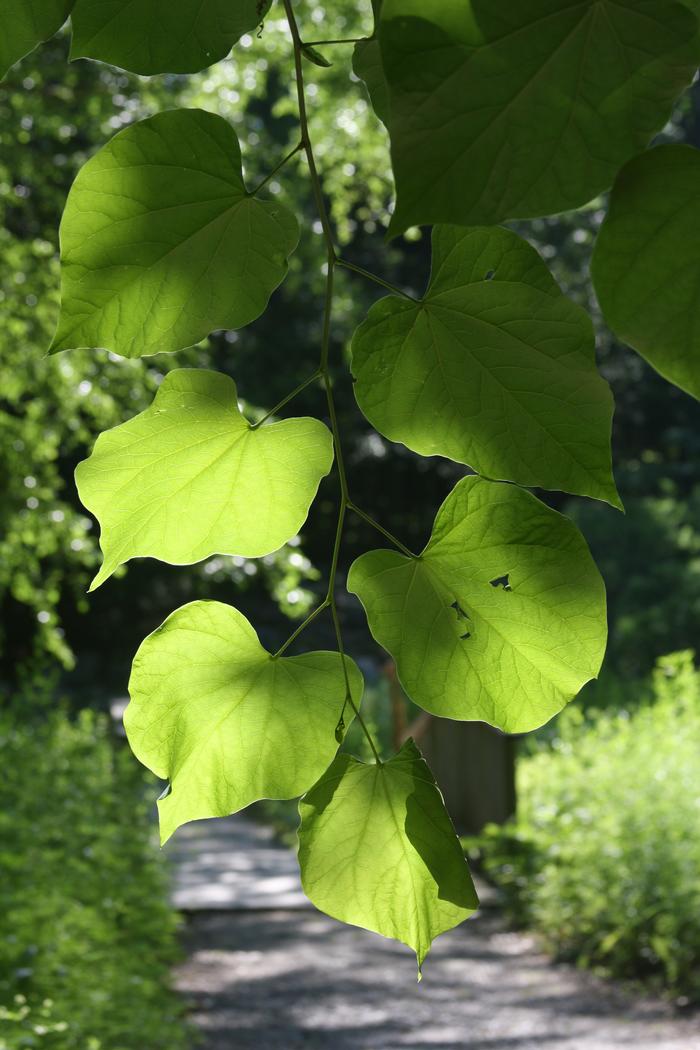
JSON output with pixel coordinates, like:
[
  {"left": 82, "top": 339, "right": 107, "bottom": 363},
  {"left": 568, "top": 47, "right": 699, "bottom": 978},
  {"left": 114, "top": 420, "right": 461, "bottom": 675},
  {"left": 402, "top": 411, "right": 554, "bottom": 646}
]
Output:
[{"left": 170, "top": 816, "right": 700, "bottom": 1050}]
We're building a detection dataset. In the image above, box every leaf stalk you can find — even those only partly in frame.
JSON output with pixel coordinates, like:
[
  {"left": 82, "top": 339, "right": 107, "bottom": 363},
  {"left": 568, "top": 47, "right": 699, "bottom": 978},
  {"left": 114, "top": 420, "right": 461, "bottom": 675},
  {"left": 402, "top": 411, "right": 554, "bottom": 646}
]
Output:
[
  {"left": 348, "top": 502, "right": 415, "bottom": 559},
  {"left": 337, "top": 257, "right": 420, "bottom": 303},
  {"left": 250, "top": 368, "right": 321, "bottom": 429},
  {"left": 250, "top": 140, "right": 304, "bottom": 195},
  {"left": 303, "top": 37, "right": 365, "bottom": 46}
]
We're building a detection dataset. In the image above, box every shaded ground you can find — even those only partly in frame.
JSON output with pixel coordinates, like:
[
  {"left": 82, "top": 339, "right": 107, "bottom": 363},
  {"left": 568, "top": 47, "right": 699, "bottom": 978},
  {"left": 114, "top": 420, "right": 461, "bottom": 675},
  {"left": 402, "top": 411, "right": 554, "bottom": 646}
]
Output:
[{"left": 170, "top": 816, "right": 700, "bottom": 1050}]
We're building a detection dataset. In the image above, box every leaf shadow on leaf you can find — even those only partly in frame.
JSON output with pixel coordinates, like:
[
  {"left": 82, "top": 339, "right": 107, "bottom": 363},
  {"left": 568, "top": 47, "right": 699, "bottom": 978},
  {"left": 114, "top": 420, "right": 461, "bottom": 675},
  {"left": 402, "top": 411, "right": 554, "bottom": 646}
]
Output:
[
  {"left": 404, "top": 781, "right": 478, "bottom": 913},
  {"left": 299, "top": 754, "right": 351, "bottom": 820},
  {"left": 51, "top": 110, "right": 298, "bottom": 358},
  {"left": 302, "top": 750, "right": 477, "bottom": 916}
]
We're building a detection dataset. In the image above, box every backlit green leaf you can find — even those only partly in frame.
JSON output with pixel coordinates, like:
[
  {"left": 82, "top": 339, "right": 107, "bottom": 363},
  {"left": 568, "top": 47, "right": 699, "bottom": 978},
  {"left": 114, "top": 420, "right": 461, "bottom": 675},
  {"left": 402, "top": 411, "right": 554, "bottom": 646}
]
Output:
[
  {"left": 76, "top": 369, "right": 333, "bottom": 589},
  {"left": 298, "top": 739, "right": 478, "bottom": 970},
  {"left": 347, "top": 476, "right": 607, "bottom": 733},
  {"left": 351, "top": 226, "right": 619, "bottom": 506},
  {"left": 50, "top": 108, "right": 298, "bottom": 358},
  {"left": 127, "top": 600, "right": 362, "bottom": 843},
  {"left": 591, "top": 144, "right": 700, "bottom": 401},
  {"left": 1, "top": 0, "right": 73, "bottom": 80},
  {"left": 380, "top": 0, "right": 699, "bottom": 233},
  {"left": 70, "top": 0, "right": 271, "bottom": 75}
]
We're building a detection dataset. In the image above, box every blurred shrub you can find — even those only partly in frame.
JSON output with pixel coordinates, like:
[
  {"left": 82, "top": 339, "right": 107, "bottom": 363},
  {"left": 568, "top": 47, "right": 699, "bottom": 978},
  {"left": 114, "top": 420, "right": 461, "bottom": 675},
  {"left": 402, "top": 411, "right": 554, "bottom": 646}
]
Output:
[
  {"left": 569, "top": 488, "right": 700, "bottom": 678},
  {"left": 473, "top": 651, "right": 700, "bottom": 1001},
  {"left": 0, "top": 707, "right": 189, "bottom": 1049}
]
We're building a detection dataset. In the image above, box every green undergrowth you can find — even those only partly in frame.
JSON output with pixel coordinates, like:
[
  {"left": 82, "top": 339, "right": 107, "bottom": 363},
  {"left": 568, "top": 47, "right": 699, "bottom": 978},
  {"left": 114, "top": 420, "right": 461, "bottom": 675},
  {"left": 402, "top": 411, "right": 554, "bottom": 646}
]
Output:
[
  {"left": 0, "top": 706, "right": 189, "bottom": 1050},
  {"left": 471, "top": 651, "right": 700, "bottom": 1002}
]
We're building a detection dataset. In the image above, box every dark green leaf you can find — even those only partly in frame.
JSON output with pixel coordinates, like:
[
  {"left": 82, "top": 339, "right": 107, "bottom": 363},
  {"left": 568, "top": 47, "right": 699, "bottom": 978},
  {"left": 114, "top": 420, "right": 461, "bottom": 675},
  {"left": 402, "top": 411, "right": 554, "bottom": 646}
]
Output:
[
  {"left": 1, "top": 0, "right": 73, "bottom": 80},
  {"left": 301, "top": 44, "right": 332, "bottom": 68},
  {"left": 592, "top": 144, "right": 700, "bottom": 401},
  {"left": 380, "top": 0, "right": 699, "bottom": 233},
  {"left": 353, "top": 38, "right": 390, "bottom": 126},
  {"left": 70, "top": 0, "right": 271, "bottom": 75}
]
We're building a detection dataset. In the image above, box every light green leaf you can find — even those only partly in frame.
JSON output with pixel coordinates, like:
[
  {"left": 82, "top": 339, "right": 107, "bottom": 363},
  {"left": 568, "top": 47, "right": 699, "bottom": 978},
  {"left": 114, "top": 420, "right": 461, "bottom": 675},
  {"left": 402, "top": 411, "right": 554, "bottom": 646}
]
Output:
[
  {"left": 380, "top": 0, "right": 699, "bottom": 233},
  {"left": 591, "top": 144, "right": 700, "bottom": 401},
  {"left": 50, "top": 108, "right": 298, "bottom": 358},
  {"left": 347, "top": 476, "right": 607, "bottom": 733},
  {"left": 70, "top": 0, "right": 271, "bottom": 75},
  {"left": 351, "top": 226, "right": 620, "bottom": 506},
  {"left": 76, "top": 369, "right": 333, "bottom": 589},
  {"left": 126, "top": 600, "right": 362, "bottom": 844},
  {"left": 1, "top": 0, "right": 73, "bottom": 80},
  {"left": 298, "top": 739, "right": 478, "bottom": 970}
]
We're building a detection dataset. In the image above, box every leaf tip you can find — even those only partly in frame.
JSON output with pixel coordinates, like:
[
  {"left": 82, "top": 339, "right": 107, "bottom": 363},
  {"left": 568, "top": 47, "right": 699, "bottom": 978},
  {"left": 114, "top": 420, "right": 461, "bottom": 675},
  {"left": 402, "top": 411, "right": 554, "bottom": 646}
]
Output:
[
  {"left": 610, "top": 489, "right": 625, "bottom": 514},
  {"left": 87, "top": 575, "right": 103, "bottom": 594},
  {"left": 88, "top": 561, "right": 114, "bottom": 592},
  {"left": 415, "top": 948, "right": 426, "bottom": 981},
  {"left": 157, "top": 797, "right": 177, "bottom": 847}
]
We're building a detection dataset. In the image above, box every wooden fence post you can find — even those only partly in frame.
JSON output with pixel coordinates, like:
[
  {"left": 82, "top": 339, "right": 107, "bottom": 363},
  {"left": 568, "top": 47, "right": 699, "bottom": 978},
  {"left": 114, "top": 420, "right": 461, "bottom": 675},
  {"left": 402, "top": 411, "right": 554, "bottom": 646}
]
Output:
[
  {"left": 385, "top": 661, "right": 517, "bottom": 835},
  {"left": 417, "top": 718, "right": 517, "bottom": 835}
]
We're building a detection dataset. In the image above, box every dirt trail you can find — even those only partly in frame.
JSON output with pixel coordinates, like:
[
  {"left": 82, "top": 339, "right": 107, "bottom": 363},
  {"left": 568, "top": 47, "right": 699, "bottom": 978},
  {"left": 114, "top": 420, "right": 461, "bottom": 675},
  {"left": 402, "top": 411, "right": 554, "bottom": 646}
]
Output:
[{"left": 169, "top": 815, "right": 700, "bottom": 1050}]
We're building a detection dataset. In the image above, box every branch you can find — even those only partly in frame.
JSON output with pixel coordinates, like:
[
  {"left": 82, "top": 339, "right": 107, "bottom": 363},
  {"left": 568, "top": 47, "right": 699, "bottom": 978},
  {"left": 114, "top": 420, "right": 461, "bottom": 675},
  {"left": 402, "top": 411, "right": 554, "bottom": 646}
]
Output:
[{"left": 282, "top": 0, "right": 381, "bottom": 762}]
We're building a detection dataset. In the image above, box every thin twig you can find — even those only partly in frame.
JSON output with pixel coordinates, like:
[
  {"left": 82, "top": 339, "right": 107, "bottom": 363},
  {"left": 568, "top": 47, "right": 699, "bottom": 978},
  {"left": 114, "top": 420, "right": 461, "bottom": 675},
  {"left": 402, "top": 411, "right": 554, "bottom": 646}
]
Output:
[
  {"left": 337, "top": 257, "right": 420, "bottom": 302},
  {"left": 273, "top": 598, "right": 330, "bottom": 657},
  {"left": 250, "top": 369, "right": 321, "bottom": 429},
  {"left": 303, "top": 37, "right": 365, "bottom": 46},
  {"left": 249, "top": 140, "right": 304, "bottom": 195},
  {"left": 348, "top": 502, "right": 415, "bottom": 559},
  {"left": 282, "top": 0, "right": 381, "bottom": 763}
]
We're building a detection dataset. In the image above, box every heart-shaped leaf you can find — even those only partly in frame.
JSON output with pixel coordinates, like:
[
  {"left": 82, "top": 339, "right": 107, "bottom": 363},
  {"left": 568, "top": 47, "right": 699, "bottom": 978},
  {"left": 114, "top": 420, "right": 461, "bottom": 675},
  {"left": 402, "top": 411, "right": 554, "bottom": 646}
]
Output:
[
  {"left": 127, "top": 600, "right": 362, "bottom": 843},
  {"left": 76, "top": 369, "right": 333, "bottom": 589},
  {"left": 298, "top": 739, "right": 478, "bottom": 971},
  {"left": 347, "top": 476, "right": 607, "bottom": 733},
  {"left": 592, "top": 144, "right": 700, "bottom": 401},
  {"left": 380, "top": 0, "right": 699, "bottom": 232},
  {"left": 50, "top": 108, "right": 298, "bottom": 358},
  {"left": 1, "top": 0, "right": 73, "bottom": 80},
  {"left": 351, "top": 226, "right": 620, "bottom": 506},
  {"left": 70, "top": 0, "right": 271, "bottom": 76}
]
